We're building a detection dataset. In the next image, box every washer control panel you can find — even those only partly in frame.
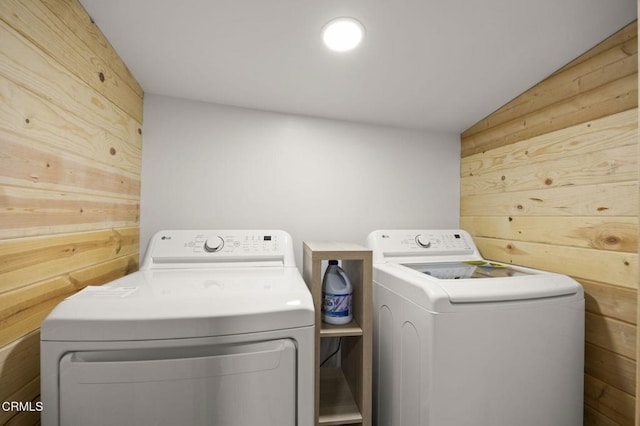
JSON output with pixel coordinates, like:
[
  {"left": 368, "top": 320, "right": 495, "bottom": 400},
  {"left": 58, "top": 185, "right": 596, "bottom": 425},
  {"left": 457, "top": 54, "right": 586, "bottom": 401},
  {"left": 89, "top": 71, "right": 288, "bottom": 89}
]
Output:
[
  {"left": 410, "top": 232, "right": 473, "bottom": 253},
  {"left": 367, "top": 229, "right": 479, "bottom": 263},
  {"left": 143, "top": 230, "right": 294, "bottom": 267}
]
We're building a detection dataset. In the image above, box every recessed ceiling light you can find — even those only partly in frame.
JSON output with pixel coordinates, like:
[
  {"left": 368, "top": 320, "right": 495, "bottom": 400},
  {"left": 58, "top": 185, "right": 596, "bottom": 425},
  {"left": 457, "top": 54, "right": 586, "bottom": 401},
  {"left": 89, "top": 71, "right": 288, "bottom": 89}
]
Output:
[{"left": 322, "top": 17, "right": 365, "bottom": 52}]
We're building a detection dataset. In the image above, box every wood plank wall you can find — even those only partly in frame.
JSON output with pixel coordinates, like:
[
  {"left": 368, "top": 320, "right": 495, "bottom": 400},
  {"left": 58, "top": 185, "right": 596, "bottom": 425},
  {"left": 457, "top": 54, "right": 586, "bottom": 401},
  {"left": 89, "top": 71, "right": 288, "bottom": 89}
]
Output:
[
  {"left": 0, "top": 1, "right": 143, "bottom": 424},
  {"left": 460, "top": 21, "right": 638, "bottom": 425}
]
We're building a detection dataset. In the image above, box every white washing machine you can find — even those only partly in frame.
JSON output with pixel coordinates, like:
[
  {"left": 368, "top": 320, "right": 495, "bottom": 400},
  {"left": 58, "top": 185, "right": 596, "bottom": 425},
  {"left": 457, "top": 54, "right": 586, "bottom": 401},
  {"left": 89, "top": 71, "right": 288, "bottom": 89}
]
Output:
[
  {"left": 41, "top": 230, "right": 314, "bottom": 426},
  {"left": 366, "top": 229, "right": 584, "bottom": 426}
]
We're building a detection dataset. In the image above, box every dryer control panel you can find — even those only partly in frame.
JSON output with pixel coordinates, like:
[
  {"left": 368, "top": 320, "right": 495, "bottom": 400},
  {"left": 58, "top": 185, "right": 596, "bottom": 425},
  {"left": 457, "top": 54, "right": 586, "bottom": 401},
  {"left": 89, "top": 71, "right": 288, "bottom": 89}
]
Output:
[
  {"left": 141, "top": 230, "right": 296, "bottom": 269},
  {"left": 366, "top": 229, "right": 480, "bottom": 263}
]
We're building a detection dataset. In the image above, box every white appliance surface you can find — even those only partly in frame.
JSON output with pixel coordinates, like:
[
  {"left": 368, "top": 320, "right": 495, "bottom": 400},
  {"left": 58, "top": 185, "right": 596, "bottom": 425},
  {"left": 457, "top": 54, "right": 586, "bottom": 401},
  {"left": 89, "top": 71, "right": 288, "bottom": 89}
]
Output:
[
  {"left": 41, "top": 230, "right": 314, "bottom": 426},
  {"left": 42, "top": 267, "right": 312, "bottom": 341},
  {"left": 367, "top": 229, "right": 585, "bottom": 426}
]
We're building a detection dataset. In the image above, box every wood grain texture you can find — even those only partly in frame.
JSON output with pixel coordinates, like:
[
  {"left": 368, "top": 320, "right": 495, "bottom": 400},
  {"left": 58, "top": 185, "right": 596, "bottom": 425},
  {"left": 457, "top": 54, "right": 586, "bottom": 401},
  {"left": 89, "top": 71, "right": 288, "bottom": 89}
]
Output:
[
  {"left": 461, "top": 181, "right": 638, "bottom": 217},
  {"left": 0, "top": 253, "right": 138, "bottom": 348},
  {"left": 585, "top": 343, "right": 636, "bottom": 396},
  {"left": 584, "top": 374, "right": 635, "bottom": 425},
  {"left": 0, "top": 74, "right": 141, "bottom": 176},
  {"left": 0, "top": 136, "right": 140, "bottom": 199},
  {"left": 582, "top": 280, "right": 637, "bottom": 324},
  {"left": 462, "top": 216, "right": 638, "bottom": 253},
  {"left": 0, "top": 227, "right": 139, "bottom": 294},
  {"left": 463, "top": 29, "right": 637, "bottom": 139},
  {"left": 0, "top": 185, "right": 140, "bottom": 239},
  {"left": 585, "top": 312, "right": 636, "bottom": 360},
  {"left": 462, "top": 109, "right": 637, "bottom": 178},
  {"left": 462, "top": 143, "right": 637, "bottom": 195},
  {"left": 556, "top": 22, "right": 638, "bottom": 75},
  {"left": 40, "top": 0, "right": 143, "bottom": 99},
  {"left": 584, "top": 405, "right": 621, "bottom": 426},
  {"left": 0, "top": 1, "right": 143, "bottom": 424},
  {"left": 461, "top": 74, "right": 637, "bottom": 157},
  {"left": 0, "top": 0, "right": 143, "bottom": 122},
  {"left": 473, "top": 236, "right": 637, "bottom": 289},
  {"left": 0, "top": 19, "right": 142, "bottom": 148},
  {"left": 0, "top": 376, "right": 39, "bottom": 425},
  {"left": 460, "top": 22, "right": 638, "bottom": 425},
  {"left": 0, "top": 331, "right": 40, "bottom": 410},
  {"left": 462, "top": 21, "right": 637, "bottom": 156}
]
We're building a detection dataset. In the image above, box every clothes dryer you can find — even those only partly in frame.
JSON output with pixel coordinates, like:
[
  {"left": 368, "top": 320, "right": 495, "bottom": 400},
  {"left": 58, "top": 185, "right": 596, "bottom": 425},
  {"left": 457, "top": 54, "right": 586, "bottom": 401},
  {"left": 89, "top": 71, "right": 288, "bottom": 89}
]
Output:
[
  {"left": 41, "top": 230, "right": 314, "bottom": 426},
  {"left": 366, "top": 229, "right": 584, "bottom": 426}
]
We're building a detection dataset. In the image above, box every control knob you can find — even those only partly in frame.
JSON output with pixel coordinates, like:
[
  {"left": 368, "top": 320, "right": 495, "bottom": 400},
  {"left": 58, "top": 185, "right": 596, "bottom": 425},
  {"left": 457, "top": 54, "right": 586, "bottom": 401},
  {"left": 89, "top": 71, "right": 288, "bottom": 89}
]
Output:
[
  {"left": 415, "top": 234, "right": 431, "bottom": 248},
  {"left": 204, "top": 236, "right": 224, "bottom": 252}
]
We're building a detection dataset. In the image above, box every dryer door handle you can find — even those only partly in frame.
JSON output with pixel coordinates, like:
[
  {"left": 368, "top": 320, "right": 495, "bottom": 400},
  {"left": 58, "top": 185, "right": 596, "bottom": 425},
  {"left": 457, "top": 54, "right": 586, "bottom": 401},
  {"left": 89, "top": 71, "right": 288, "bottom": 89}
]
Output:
[{"left": 65, "top": 339, "right": 294, "bottom": 384}]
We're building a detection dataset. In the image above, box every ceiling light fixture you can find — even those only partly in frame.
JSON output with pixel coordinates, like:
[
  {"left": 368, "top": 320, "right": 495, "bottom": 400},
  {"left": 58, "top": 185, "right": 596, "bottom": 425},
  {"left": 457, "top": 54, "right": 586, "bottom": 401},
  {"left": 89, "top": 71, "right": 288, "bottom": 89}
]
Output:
[{"left": 322, "top": 17, "right": 365, "bottom": 52}]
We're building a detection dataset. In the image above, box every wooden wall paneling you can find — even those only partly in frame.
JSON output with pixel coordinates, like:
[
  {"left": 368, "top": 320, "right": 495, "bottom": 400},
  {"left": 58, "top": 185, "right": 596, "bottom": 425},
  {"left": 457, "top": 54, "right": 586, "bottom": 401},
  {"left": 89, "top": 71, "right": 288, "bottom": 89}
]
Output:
[
  {"left": 556, "top": 22, "right": 638, "bottom": 75},
  {"left": 0, "top": 277, "right": 73, "bottom": 326},
  {"left": 4, "top": 408, "right": 40, "bottom": 426},
  {"left": 0, "top": 332, "right": 40, "bottom": 420},
  {"left": 461, "top": 73, "right": 638, "bottom": 157},
  {"left": 461, "top": 109, "right": 637, "bottom": 178},
  {"left": 461, "top": 21, "right": 638, "bottom": 425},
  {"left": 473, "top": 237, "right": 637, "bottom": 289},
  {"left": 0, "top": 253, "right": 138, "bottom": 349},
  {"left": 0, "top": 185, "right": 140, "bottom": 239},
  {"left": 585, "top": 374, "right": 635, "bottom": 425},
  {"left": 462, "top": 143, "right": 637, "bottom": 195},
  {"left": 464, "top": 21, "right": 636, "bottom": 135},
  {"left": 40, "top": 0, "right": 143, "bottom": 99},
  {"left": 0, "top": 20, "right": 142, "bottom": 148},
  {"left": 0, "top": 295, "right": 67, "bottom": 352},
  {"left": 0, "top": 1, "right": 143, "bottom": 424},
  {"left": 0, "top": 377, "right": 40, "bottom": 426},
  {"left": 0, "top": 0, "right": 143, "bottom": 123},
  {"left": 69, "top": 253, "right": 139, "bottom": 286},
  {"left": 461, "top": 181, "right": 638, "bottom": 217},
  {"left": 463, "top": 29, "right": 637, "bottom": 140},
  {"left": 1, "top": 136, "right": 141, "bottom": 200},
  {"left": 585, "top": 405, "right": 621, "bottom": 426},
  {"left": 637, "top": 7, "right": 639, "bottom": 424},
  {"left": 462, "top": 21, "right": 638, "bottom": 156},
  {"left": 585, "top": 343, "right": 636, "bottom": 396},
  {"left": 462, "top": 216, "right": 638, "bottom": 253},
  {"left": 582, "top": 280, "right": 637, "bottom": 325},
  {"left": 585, "top": 312, "right": 636, "bottom": 360},
  {"left": 0, "top": 228, "right": 139, "bottom": 294},
  {"left": 0, "top": 74, "right": 141, "bottom": 176}
]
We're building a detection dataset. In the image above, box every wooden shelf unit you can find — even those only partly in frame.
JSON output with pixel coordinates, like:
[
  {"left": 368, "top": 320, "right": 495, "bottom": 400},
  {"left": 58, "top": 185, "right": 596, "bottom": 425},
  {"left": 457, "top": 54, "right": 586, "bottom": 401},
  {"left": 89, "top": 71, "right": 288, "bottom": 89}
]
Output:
[{"left": 302, "top": 242, "right": 372, "bottom": 426}]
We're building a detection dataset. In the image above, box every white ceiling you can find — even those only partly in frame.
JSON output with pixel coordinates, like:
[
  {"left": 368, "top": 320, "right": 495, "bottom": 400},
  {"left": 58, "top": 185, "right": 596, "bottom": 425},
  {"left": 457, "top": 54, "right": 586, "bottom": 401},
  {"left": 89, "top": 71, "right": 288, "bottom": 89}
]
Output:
[{"left": 79, "top": 0, "right": 636, "bottom": 133}]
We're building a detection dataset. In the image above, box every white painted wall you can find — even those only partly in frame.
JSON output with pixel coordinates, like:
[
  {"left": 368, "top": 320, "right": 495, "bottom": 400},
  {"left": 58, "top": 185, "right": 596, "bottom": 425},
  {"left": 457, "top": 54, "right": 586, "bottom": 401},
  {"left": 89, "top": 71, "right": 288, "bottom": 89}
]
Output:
[{"left": 141, "top": 94, "right": 460, "bottom": 265}]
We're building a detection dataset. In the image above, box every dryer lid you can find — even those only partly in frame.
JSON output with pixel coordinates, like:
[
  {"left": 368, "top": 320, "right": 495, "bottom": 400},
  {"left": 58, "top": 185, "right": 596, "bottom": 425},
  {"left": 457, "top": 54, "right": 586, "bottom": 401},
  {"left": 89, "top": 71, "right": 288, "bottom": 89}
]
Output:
[{"left": 41, "top": 268, "right": 314, "bottom": 341}]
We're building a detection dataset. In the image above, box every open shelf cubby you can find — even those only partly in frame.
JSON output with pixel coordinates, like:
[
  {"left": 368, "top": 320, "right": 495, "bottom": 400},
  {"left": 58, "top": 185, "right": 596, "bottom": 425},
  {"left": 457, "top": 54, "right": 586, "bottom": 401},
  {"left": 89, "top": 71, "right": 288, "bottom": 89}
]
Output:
[{"left": 302, "top": 242, "right": 372, "bottom": 426}]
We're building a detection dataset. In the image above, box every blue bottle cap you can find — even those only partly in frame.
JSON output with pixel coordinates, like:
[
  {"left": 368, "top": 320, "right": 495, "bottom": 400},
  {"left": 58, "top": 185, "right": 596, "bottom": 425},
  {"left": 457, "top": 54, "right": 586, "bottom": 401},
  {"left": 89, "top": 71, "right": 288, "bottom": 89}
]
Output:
[{"left": 329, "top": 260, "right": 338, "bottom": 265}]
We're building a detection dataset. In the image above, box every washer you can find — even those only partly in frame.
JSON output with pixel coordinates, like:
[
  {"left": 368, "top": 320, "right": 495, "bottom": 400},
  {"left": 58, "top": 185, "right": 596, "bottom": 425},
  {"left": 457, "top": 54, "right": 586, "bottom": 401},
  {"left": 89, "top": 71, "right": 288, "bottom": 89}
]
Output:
[
  {"left": 41, "top": 230, "right": 314, "bottom": 426},
  {"left": 366, "top": 229, "right": 584, "bottom": 426}
]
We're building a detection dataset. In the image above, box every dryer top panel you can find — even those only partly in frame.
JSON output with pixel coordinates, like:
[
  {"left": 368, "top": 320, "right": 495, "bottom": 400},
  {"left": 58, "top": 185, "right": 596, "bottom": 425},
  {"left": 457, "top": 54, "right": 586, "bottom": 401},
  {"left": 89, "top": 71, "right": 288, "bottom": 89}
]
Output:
[{"left": 141, "top": 229, "right": 296, "bottom": 269}]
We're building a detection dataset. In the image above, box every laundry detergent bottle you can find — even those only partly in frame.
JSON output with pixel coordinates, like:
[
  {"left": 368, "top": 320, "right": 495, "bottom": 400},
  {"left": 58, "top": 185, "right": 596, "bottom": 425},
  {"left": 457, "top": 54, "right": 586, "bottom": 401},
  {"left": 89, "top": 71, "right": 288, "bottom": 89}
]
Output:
[{"left": 322, "top": 260, "right": 353, "bottom": 325}]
